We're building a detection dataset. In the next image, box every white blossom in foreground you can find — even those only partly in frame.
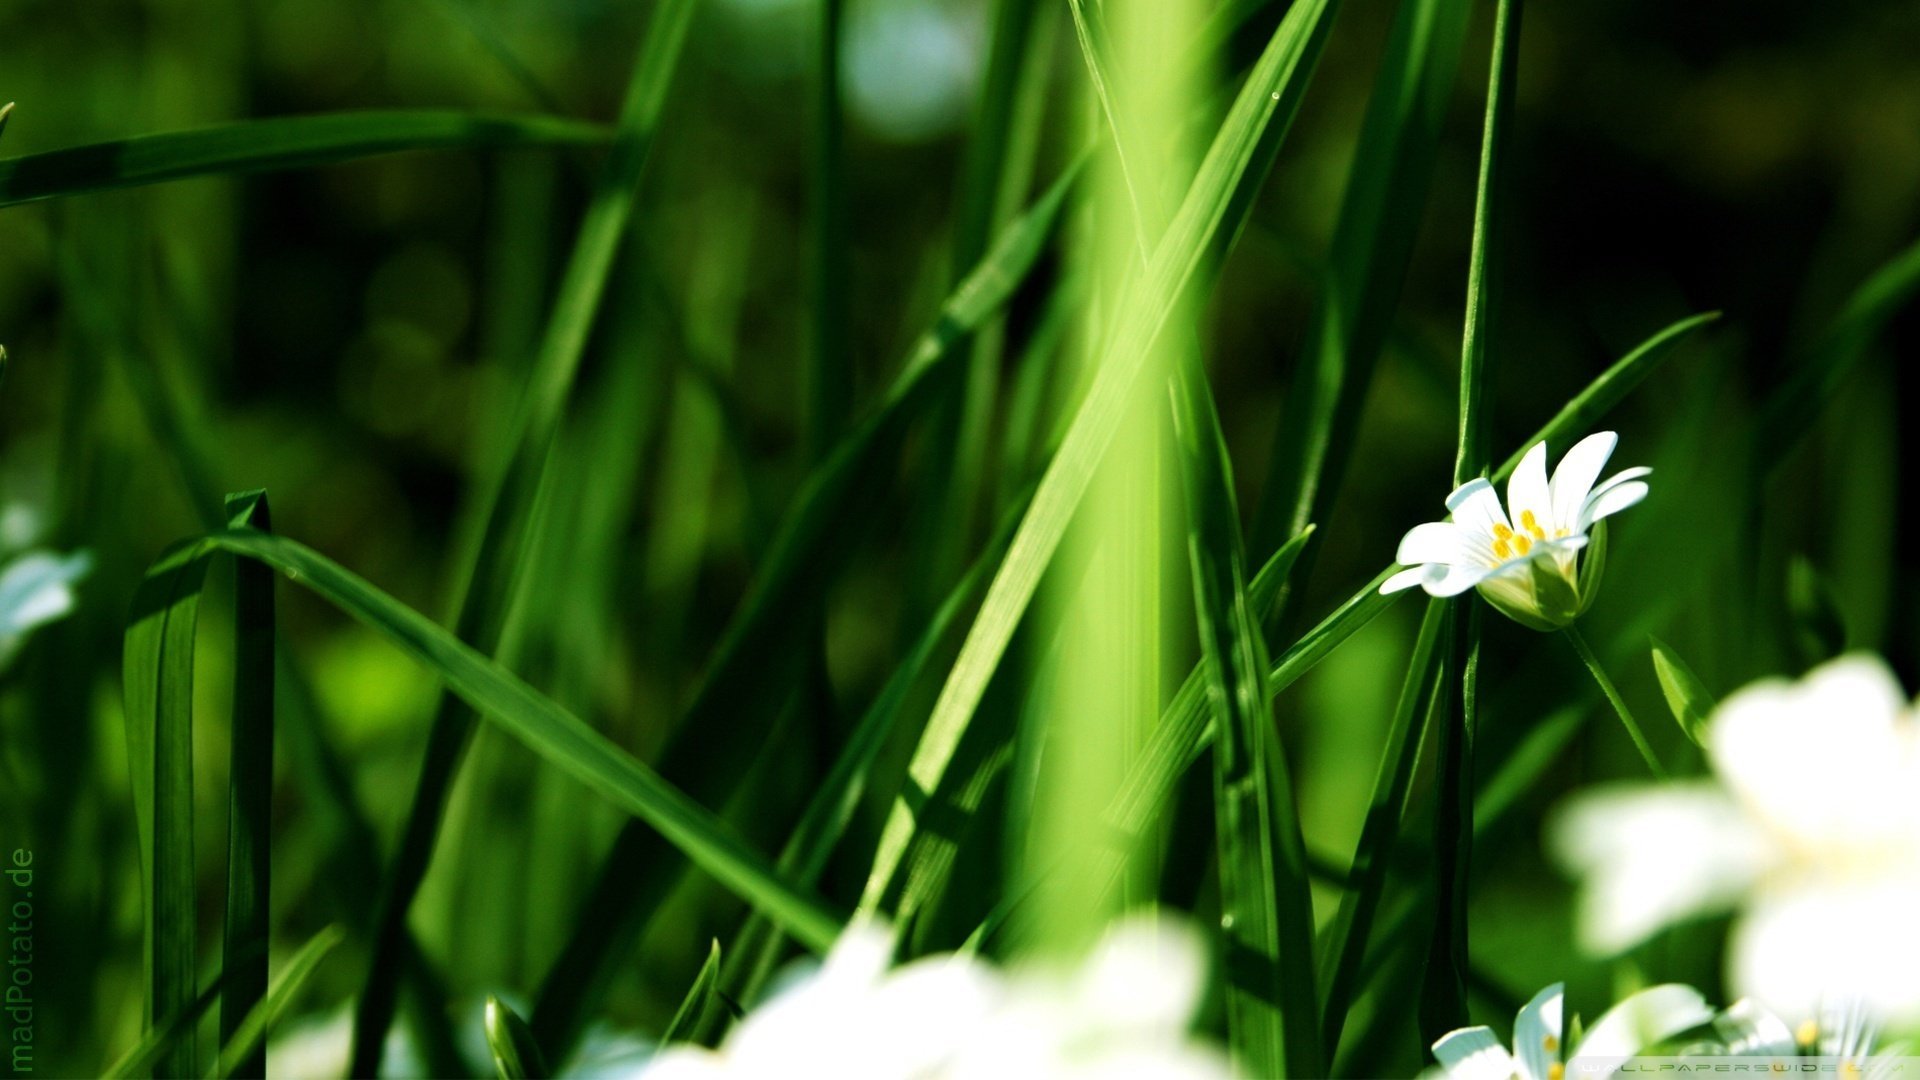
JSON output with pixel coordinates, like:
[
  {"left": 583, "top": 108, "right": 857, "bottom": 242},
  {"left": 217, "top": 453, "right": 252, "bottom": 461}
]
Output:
[
  {"left": 0, "top": 547, "right": 93, "bottom": 669},
  {"left": 1551, "top": 654, "right": 1920, "bottom": 1029},
  {"left": 1430, "top": 981, "right": 1712, "bottom": 1080},
  {"left": 640, "top": 915, "right": 1230, "bottom": 1080},
  {"left": 1381, "top": 433, "right": 1649, "bottom": 630}
]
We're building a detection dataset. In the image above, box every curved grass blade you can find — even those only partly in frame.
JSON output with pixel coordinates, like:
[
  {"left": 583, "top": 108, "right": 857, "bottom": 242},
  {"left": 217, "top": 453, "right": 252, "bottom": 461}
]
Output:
[
  {"left": 349, "top": 0, "right": 703, "bottom": 1069},
  {"left": 528, "top": 166, "right": 1077, "bottom": 1059},
  {"left": 1251, "top": 0, "right": 1474, "bottom": 560},
  {"left": 866, "top": 0, "right": 1343, "bottom": 915},
  {"left": 1172, "top": 369, "right": 1323, "bottom": 1076},
  {"left": 0, "top": 110, "right": 609, "bottom": 208},
  {"left": 662, "top": 941, "right": 724, "bottom": 1046},
  {"left": 1649, "top": 635, "right": 1715, "bottom": 746},
  {"left": 123, "top": 542, "right": 212, "bottom": 1080},
  {"left": 221, "top": 491, "right": 274, "bottom": 1079},
  {"left": 486, "top": 997, "right": 550, "bottom": 1080},
  {"left": 211, "top": 926, "right": 347, "bottom": 1079},
  {"left": 100, "top": 955, "right": 258, "bottom": 1080}
]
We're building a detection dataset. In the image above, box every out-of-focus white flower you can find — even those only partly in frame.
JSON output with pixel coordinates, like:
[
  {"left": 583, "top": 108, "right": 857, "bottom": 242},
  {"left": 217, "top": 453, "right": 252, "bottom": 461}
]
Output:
[
  {"left": 641, "top": 915, "right": 1230, "bottom": 1080},
  {"left": 1551, "top": 654, "right": 1920, "bottom": 1028},
  {"left": 0, "top": 548, "right": 92, "bottom": 668},
  {"left": 1430, "top": 982, "right": 1712, "bottom": 1080},
  {"left": 1381, "top": 433, "right": 1650, "bottom": 630},
  {"left": 1691, "top": 997, "right": 1913, "bottom": 1080}
]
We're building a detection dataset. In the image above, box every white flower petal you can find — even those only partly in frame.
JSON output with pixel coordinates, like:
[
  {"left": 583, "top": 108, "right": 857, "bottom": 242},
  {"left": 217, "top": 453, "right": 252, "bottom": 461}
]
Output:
[
  {"left": 1397, "top": 521, "right": 1467, "bottom": 566},
  {"left": 1712, "top": 999, "right": 1798, "bottom": 1057},
  {"left": 1506, "top": 441, "right": 1554, "bottom": 537},
  {"left": 1072, "top": 915, "right": 1206, "bottom": 1037},
  {"left": 1571, "top": 984, "right": 1714, "bottom": 1072},
  {"left": 1381, "top": 567, "right": 1432, "bottom": 594},
  {"left": 1549, "top": 431, "right": 1618, "bottom": 533},
  {"left": 1730, "top": 873, "right": 1920, "bottom": 1031},
  {"left": 1708, "top": 653, "right": 1920, "bottom": 852},
  {"left": 1584, "top": 466, "right": 1652, "bottom": 503},
  {"left": 1446, "top": 477, "right": 1512, "bottom": 539},
  {"left": 1432, "top": 1026, "right": 1519, "bottom": 1080},
  {"left": 1549, "top": 782, "right": 1773, "bottom": 954},
  {"left": 1578, "top": 481, "right": 1649, "bottom": 531},
  {"left": 1512, "top": 983, "right": 1565, "bottom": 1080},
  {"left": 1421, "top": 561, "right": 1495, "bottom": 598},
  {"left": 0, "top": 549, "right": 93, "bottom": 636}
]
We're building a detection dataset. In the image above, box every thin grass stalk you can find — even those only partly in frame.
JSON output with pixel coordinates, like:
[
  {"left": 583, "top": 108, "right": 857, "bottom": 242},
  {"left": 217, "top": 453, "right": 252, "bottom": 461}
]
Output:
[{"left": 219, "top": 492, "right": 273, "bottom": 1079}]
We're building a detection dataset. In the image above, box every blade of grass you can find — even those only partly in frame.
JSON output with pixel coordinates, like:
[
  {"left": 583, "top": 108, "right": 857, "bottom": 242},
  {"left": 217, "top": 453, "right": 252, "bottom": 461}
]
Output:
[
  {"left": 0, "top": 110, "right": 609, "bottom": 208},
  {"left": 1172, "top": 370, "right": 1323, "bottom": 1077},
  {"left": 1316, "top": 596, "right": 1446, "bottom": 1054},
  {"left": 808, "top": 0, "right": 851, "bottom": 459},
  {"left": 211, "top": 926, "right": 347, "bottom": 1080},
  {"left": 529, "top": 166, "right": 1077, "bottom": 1058},
  {"left": 99, "top": 955, "right": 260, "bottom": 1080},
  {"left": 348, "top": 0, "right": 701, "bottom": 1069},
  {"left": 123, "top": 543, "right": 210, "bottom": 1080},
  {"left": 220, "top": 491, "right": 274, "bottom": 1080},
  {"left": 1649, "top": 635, "right": 1716, "bottom": 746},
  {"left": 1424, "top": 0, "right": 1521, "bottom": 1041},
  {"left": 146, "top": 527, "right": 847, "bottom": 947},
  {"left": 1249, "top": 0, "right": 1473, "bottom": 565},
  {"left": 485, "top": 997, "right": 550, "bottom": 1080},
  {"left": 864, "top": 0, "right": 1343, "bottom": 916},
  {"left": 662, "top": 940, "right": 724, "bottom": 1046}
]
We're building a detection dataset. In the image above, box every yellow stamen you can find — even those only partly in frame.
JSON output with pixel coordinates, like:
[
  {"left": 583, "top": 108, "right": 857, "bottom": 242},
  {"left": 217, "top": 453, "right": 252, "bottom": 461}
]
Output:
[
  {"left": 1513, "top": 534, "right": 1533, "bottom": 555},
  {"left": 1493, "top": 522, "right": 1515, "bottom": 540},
  {"left": 1548, "top": 1063, "right": 1565, "bottom": 1080},
  {"left": 1492, "top": 537, "right": 1512, "bottom": 560},
  {"left": 1520, "top": 509, "right": 1547, "bottom": 540},
  {"left": 1543, "top": 1034, "right": 1559, "bottom": 1054},
  {"left": 1796, "top": 1020, "right": 1818, "bottom": 1048}
]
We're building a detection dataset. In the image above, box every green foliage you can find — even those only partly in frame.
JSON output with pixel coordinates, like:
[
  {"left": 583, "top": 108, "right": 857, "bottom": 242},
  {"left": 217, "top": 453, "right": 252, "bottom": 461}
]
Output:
[{"left": 1649, "top": 635, "right": 1717, "bottom": 746}]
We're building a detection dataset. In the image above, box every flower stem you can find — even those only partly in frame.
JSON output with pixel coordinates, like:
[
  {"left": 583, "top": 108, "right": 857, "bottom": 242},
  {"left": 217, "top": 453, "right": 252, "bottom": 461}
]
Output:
[{"left": 1563, "top": 624, "right": 1668, "bottom": 779}]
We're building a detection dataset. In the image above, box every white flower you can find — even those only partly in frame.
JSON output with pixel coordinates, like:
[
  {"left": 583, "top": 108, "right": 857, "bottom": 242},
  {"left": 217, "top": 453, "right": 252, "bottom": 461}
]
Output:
[
  {"left": 1692, "top": 997, "right": 1913, "bottom": 1080},
  {"left": 1430, "top": 981, "right": 1712, "bottom": 1080},
  {"left": 0, "top": 548, "right": 93, "bottom": 668},
  {"left": 641, "top": 915, "right": 1230, "bottom": 1080},
  {"left": 1551, "top": 654, "right": 1920, "bottom": 1029},
  {"left": 1381, "top": 432, "right": 1650, "bottom": 630}
]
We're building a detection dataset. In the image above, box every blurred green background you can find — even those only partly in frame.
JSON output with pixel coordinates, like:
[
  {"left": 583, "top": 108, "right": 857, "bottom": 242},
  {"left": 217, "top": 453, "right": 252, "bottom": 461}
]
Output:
[{"left": 2, "top": 0, "right": 1917, "bottom": 1075}]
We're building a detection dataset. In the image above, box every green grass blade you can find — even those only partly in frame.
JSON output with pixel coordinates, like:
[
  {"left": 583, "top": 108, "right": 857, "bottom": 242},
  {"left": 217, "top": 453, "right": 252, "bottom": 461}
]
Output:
[
  {"left": 0, "top": 110, "right": 609, "bottom": 208},
  {"left": 808, "top": 0, "right": 851, "bottom": 459},
  {"left": 1649, "top": 635, "right": 1716, "bottom": 746},
  {"left": 1251, "top": 0, "right": 1474, "bottom": 559},
  {"left": 1755, "top": 235, "right": 1920, "bottom": 477},
  {"left": 1317, "top": 597, "right": 1446, "bottom": 1055},
  {"left": 1493, "top": 310, "right": 1722, "bottom": 479},
  {"left": 123, "top": 542, "right": 211, "bottom": 1080},
  {"left": 100, "top": 962, "right": 243, "bottom": 1080},
  {"left": 348, "top": 0, "right": 702, "bottom": 1069},
  {"left": 191, "top": 527, "right": 846, "bottom": 947},
  {"left": 1171, "top": 372, "right": 1323, "bottom": 1076},
  {"left": 662, "top": 940, "right": 724, "bottom": 1046},
  {"left": 485, "top": 997, "right": 551, "bottom": 1080},
  {"left": 867, "top": 0, "right": 1342, "bottom": 915},
  {"left": 1425, "top": 0, "right": 1522, "bottom": 1041},
  {"left": 210, "top": 926, "right": 347, "bottom": 1079},
  {"left": 220, "top": 492, "right": 274, "bottom": 1079},
  {"left": 528, "top": 167, "right": 1076, "bottom": 1059}
]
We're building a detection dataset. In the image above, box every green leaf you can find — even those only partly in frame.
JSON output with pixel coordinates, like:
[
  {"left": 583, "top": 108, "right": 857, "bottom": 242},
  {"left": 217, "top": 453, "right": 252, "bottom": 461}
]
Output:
[
  {"left": 192, "top": 527, "right": 846, "bottom": 949},
  {"left": 0, "top": 110, "right": 610, "bottom": 208},
  {"left": 1317, "top": 597, "right": 1447, "bottom": 1055},
  {"left": 350, "top": 0, "right": 704, "bottom": 1069},
  {"left": 1171, "top": 367, "right": 1323, "bottom": 1076},
  {"left": 211, "top": 926, "right": 348, "bottom": 1079},
  {"left": 485, "top": 997, "right": 550, "bottom": 1080},
  {"left": 1786, "top": 556, "right": 1849, "bottom": 666},
  {"left": 662, "top": 941, "right": 725, "bottom": 1047},
  {"left": 530, "top": 164, "right": 1077, "bottom": 1059},
  {"left": 1649, "top": 635, "right": 1716, "bottom": 746},
  {"left": 123, "top": 542, "right": 211, "bottom": 1080},
  {"left": 220, "top": 492, "right": 275, "bottom": 1080},
  {"left": 868, "top": 0, "right": 1342, "bottom": 920},
  {"left": 1251, "top": 0, "right": 1474, "bottom": 559}
]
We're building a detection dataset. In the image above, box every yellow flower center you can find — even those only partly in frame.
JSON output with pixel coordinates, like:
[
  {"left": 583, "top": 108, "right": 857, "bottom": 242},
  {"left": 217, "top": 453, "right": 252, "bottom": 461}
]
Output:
[
  {"left": 1797, "top": 1020, "right": 1819, "bottom": 1048},
  {"left": 1548, "top": 1063, "right": 1565, "bottom": 1080},
  {"left": 1543, "top": 1034, "right": 1559, "bottom": 1053},
  {"left": 1491, "top": 511, "right": 1568, "bottom": 563}
]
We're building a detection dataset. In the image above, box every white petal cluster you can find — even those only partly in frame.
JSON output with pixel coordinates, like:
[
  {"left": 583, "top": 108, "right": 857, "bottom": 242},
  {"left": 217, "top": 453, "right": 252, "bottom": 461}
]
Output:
[
  {"left": 1382, "top": 433, "right": 1649, "bottom": 630},
  {"left": 641, "top": 916, "right": 1230, "bottom": 1080},
  {"left": 1551, "top": 654, "right": 1920, "bottom": 1028},
  {"left": 1431, "top": 981, "right": 1712, "bottom": 1080}
]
